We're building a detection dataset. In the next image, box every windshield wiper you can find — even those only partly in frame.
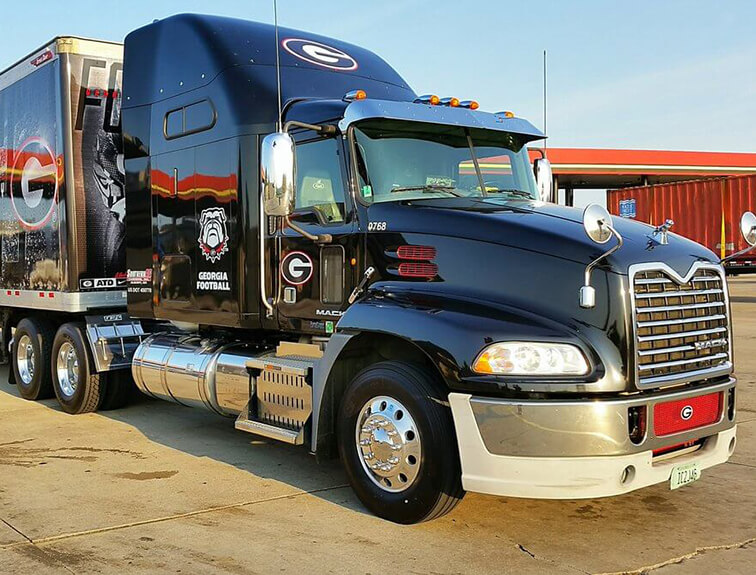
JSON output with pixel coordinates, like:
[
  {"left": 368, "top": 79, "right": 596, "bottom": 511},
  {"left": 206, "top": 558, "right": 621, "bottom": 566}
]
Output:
[
  {"left": 390, "top": 185, "right": 463, "bottom": 197},
  {"left": 484, "top": 188, "right": 533, "bottom": 199}
]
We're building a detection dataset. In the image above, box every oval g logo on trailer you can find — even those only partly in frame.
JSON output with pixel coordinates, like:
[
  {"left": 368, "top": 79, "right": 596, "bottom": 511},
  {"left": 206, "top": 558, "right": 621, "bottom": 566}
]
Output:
[
  {"left": 11, "top": 137, "right": 58, "bottom": 230},
  {"left": 281, "top": 38, "right": 358, "bottom": 71},
  {"left": 281, "top": 251, "right": 314, "bottom": 285},
  {"left": 680, "top": 405, "right": 694, "bottom": 420}
]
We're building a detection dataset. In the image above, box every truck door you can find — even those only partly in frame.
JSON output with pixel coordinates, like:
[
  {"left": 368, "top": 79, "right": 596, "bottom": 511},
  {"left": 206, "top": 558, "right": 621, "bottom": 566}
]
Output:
[
  {"left": 275, "top": 131, "right": 357, "bottom": 334},
  {"left": 152, "top": 150, "right": 195, "bottom": 310}
]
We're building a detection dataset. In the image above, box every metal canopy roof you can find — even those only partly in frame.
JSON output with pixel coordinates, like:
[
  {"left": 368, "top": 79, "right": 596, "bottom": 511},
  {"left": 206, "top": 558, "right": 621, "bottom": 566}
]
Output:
[{"left": 530, "top": 148, "right": 756, "bottom": 188}]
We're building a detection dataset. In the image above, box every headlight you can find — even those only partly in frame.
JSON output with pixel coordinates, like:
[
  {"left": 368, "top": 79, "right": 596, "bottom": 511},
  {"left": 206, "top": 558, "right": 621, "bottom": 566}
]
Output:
[{"left": 473, "top": 342, "right": 589, "bottom": 376}]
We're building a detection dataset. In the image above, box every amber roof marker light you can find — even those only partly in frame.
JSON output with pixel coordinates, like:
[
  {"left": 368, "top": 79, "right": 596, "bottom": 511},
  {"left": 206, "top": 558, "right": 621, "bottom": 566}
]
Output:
[
  {"left": 440, "top": 97, "right": 460, "bottom": 107},
  {"left": 414, "top": 94, "right": 441, "bottom": 105},
  {"left": 343, "top": 89, "right": 367, "bottom": 102},
  {"left": 460, "top": 100, "right": 479, "bottom": 110}
]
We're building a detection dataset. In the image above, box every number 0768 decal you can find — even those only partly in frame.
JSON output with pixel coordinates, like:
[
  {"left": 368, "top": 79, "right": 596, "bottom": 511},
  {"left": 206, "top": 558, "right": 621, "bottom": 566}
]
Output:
[{"left": 367, "top": 221, "right": 387, "bottom": 231}]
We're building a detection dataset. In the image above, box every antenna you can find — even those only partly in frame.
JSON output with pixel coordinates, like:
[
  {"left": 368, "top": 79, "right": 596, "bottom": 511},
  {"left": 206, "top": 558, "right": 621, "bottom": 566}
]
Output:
[
  {"left": 274, "top": 0, "right": 283, "bottom": 131},
  {"left": 543, "top": 49, "right": 547, "bottom": 153}
]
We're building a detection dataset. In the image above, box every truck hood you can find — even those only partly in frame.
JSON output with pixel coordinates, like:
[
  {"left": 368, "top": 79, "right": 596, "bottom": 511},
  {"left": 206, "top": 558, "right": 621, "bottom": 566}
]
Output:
[{"left": 366, "top": 198, "right": 718, "bottom": 275}]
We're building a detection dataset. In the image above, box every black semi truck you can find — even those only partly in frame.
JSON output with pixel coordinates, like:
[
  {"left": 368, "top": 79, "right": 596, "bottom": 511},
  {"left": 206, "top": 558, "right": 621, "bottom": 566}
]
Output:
[{"left": 0, "top": 14, "right": 749, "bottom": 524}]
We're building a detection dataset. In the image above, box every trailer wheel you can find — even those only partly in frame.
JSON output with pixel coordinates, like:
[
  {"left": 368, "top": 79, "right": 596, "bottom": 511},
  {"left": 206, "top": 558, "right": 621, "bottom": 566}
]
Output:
[
  {"left": 337, "top": 361, "right": 464, "bottom": 524},
  {"left": 99, "top": 369, "right": 134, "bottom": 411},
  {"left": 12, "top": 318, "right": 55, "bottom": 400},
  {"left": 51, "top": 323, "right": 103, "bottom": 414}
]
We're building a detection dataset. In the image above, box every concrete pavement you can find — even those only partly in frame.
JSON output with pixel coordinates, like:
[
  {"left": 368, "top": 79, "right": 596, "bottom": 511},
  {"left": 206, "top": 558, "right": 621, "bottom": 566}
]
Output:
[{"left": 1, "top": 279, "right": 756, "bottom": 574}]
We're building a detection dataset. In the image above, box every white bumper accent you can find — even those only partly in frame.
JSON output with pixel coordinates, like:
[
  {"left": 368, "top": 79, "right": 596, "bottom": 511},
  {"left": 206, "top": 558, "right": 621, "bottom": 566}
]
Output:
[{"left": 449, "top": 392, "right": 737, "bottom": 499}]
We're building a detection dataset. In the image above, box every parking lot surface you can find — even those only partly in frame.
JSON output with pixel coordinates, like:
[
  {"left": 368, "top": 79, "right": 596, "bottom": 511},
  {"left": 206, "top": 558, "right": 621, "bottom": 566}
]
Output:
[{"left": 1, "top": 277, "right": 756, "bottom": 574}]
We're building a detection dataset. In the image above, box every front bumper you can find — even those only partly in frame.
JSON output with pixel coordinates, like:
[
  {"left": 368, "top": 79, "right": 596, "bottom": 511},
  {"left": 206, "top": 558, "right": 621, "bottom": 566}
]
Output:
[{"left": 448, "top": 379, "right": 737, "bottom": 499}]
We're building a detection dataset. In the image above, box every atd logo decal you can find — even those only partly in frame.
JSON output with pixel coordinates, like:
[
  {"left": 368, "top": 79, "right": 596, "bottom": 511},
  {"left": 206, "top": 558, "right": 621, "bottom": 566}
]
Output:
[
  {"left": 281, "top": 38, "right": 358, "bottom": 71},
  {"left": 281, "top": 251, "right": 314, "bottom": 285},
  {"left": 198, "top": 207, "right": 229, "bottom": 263}
]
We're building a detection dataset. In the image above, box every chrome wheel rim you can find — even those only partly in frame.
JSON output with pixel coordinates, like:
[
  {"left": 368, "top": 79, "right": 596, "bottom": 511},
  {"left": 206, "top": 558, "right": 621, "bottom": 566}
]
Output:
[
  {"left": 56, "top": 342, "right": 79, "bottom": 398},
  {"left": 16, "top": 334, "right": 35, "bottom": 385},
  {"left": 355, "top": 395, "right": 422, "bottom": 493}
]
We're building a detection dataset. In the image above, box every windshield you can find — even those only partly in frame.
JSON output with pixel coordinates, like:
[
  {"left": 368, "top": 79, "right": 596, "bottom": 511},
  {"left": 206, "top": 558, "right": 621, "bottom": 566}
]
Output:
[{"left": 352, "top": 120, "right": 538, "bottom": 203}]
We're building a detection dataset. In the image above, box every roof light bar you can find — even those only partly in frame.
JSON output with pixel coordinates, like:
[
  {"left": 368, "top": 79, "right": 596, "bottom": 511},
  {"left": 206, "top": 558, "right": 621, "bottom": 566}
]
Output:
[{"left": 414, "top": 94, "right": 441, "bottom": 105}]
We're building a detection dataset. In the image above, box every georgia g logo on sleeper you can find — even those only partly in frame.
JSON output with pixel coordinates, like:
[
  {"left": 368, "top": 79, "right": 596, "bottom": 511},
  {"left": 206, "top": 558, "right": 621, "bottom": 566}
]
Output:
[
  {"left": 281, "top": 251, "right": 314, "bottom": 285},
  {"left": 281, "top": 38, "right": 358, "bottom": 71},
  {"left": 198, "top": 207, "right": 229, "bottom": 263}
]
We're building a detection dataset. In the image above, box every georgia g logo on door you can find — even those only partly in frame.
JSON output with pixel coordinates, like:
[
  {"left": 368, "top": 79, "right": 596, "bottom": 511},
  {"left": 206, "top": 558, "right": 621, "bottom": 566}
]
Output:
[
  {"left": 281, "top": 38, "right": 358, "bottom": 71},
  {"left": 281, "top": 251, "right": 314, "bottom": 286}
]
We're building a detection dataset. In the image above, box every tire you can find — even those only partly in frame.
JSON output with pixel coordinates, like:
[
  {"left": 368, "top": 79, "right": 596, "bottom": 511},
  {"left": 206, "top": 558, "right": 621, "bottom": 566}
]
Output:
[
  {"left": 11, "top": 317, "right": 56, "bottom": 400},
  {"left": 337, "top": 361, "right": 464, "bottom": 524},
  {"left": 98, "top": 369, "right": 134, "bottom": 411},
  {"left": 51, "top": 323, "right": 103, "bottom": 414}
]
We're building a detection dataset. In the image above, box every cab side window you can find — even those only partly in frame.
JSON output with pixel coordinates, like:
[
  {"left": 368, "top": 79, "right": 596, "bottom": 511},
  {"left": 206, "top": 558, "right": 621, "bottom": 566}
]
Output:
[{"left": 295, "top": 137, "right": 346, "bottom": 224}]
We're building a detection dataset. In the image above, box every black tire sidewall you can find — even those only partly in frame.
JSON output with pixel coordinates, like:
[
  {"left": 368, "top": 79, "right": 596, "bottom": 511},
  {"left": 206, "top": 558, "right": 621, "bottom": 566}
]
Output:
[
  {"left": 12, "top": 319, "right": 52, "bottom": 400},
  {"left": 337, "top": 362, "right": 461, "bottom": 524},
  {"left": 51, "top": 324, "right": 98, "bottom": 414}
]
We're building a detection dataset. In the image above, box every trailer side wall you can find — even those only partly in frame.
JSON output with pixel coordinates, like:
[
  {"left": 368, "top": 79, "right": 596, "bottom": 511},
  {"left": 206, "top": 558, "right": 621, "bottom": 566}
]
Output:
[
  {"left": 0, "top": 48, "right": 65, "bottom": 292},
  {"left": 608, "top": 174, "right": 756, "bottom": 268}
]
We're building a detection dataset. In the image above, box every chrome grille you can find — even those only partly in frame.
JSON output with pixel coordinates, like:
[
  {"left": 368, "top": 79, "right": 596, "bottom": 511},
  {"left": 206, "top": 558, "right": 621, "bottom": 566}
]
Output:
[{"left": 632, "top": 264, "right": 732, "bottom": 388}]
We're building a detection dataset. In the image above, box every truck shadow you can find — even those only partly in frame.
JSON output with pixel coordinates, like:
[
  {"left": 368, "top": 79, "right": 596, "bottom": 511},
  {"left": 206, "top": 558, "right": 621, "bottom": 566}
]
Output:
[
  {"left": 3, "top": 378, "right": 754, "bottom": 568},
  {"left": 0, "top": 380, "right": 367, "bottom": 517}
]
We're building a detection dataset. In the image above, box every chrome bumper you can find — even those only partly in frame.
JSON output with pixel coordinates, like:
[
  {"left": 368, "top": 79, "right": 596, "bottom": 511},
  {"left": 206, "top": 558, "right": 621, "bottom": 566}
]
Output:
[{"left": 449, "top": 379, "right": 737, "bottom": 499}]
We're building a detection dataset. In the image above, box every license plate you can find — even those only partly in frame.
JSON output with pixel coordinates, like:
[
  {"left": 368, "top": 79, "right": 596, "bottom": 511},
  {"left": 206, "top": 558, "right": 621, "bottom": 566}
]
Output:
[{"left": 670, "top": 462, "right": 701, "bottom": 490}]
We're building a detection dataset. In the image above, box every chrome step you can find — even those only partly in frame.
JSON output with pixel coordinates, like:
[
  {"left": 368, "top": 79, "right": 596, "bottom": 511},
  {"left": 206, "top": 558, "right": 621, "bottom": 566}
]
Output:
[
  {"left": 234, "top": 416, "right": 303, "bottom": 444},
  {"left": 235, "top": 353, "right": 316, "bottom": 446}
]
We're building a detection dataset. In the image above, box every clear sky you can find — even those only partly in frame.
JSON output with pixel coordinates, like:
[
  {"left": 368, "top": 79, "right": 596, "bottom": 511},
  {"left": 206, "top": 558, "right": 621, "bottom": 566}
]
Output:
[{"left": 2, "top": 0, "right": 755, "bottom": 152}]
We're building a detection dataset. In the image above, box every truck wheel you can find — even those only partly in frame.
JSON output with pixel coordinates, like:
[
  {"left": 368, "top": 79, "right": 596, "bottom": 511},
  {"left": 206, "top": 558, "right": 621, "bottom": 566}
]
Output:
[
  {"left": 99, "top": 369, "right": 134, "bottom": 411},
  {"left": 51, "top": 323, "right": 103, "bottom": 414},
  {"left": 12, "top": 318, "right": 55, "bottom": 400},
  {"left": 337, "top": 361, "right": 464, "bottom": 524}
]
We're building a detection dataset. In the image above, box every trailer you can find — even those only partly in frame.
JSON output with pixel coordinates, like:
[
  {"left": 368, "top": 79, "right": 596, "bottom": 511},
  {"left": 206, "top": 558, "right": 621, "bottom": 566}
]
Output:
[
  {"left": 608, "top": 174, "right": 756, "bottom": 273},
  {"left": 0, "top": 14, "right": 746, "bottom": 524},
  {"left": 0, "top": 37, "right": 138, "bottom": 412}
]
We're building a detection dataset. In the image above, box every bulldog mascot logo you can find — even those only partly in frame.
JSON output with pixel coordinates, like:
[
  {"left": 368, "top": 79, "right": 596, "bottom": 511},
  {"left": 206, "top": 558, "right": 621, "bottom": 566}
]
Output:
[{"left": 198, "top": 207, "right": 229, "bottom": 263}]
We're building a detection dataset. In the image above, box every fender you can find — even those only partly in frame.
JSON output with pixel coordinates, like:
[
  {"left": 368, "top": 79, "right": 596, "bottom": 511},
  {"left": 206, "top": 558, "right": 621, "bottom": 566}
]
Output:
[{"left": 311, "top": 286, "right": 625, "bottom": 453}]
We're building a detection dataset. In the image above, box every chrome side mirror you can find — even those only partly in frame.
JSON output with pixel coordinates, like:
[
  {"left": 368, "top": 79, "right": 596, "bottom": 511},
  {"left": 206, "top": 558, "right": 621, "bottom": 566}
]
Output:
[
  {"left": 720, "top": 211, "right": 756, "bottom": 264},
  {"left": 580, "top": 204, "right": 623, "bottom": 309},
  {"left": 582, "top": 204, "right": 613, "bottom": 244},
  {"left": 533, "top": 158, "right": 553, "bottom": 203},
  {"left": 261, "top": 132, "right": 296, "bottom": 217},
  {"left": 740, "top": 211, "right": 756, "bottom": 246}
]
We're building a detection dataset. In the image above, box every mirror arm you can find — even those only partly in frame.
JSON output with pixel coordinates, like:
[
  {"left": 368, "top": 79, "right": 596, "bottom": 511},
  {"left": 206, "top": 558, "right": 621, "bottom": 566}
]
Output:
[
  {"left": 285, "top": 215, "right": 332, "bottom": 244},
  {"left": 283, "top": 120, "right": 337, "bottom": 137},
  {"left": 260, "top": 193, "right": 276, "bottom": 318},
  {"left": 580, "top": 224, "right": 623, "bottom": 309},
  {"left": 721, "top": 241, "right": 756, "bottom": 264}
]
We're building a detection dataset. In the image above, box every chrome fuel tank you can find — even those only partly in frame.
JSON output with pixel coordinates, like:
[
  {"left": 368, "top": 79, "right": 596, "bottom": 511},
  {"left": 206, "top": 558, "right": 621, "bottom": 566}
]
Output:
[{"left": 132, "top": 332, "right": 252, "bottom": 416}]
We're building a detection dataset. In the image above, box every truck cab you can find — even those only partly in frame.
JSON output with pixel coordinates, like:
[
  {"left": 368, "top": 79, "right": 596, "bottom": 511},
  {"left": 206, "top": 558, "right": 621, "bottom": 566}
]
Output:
[{"left": 118, "top": 14, "right": 742, "bottom": 522}]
